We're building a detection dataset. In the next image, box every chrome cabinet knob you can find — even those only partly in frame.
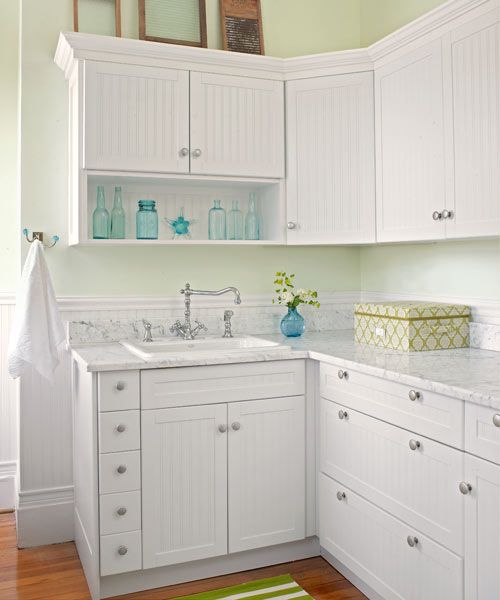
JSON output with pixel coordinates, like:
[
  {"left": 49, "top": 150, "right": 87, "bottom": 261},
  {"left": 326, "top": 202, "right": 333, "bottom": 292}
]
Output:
[
  {"left": 192, "top": 148, "right": 202, "bottom": 158},
  {"left": 116, "top": 424, "right": 126, "bottom": 433},
  {"left": 231, "top": 422, "right": 241, "bottom": 431},
  {"left": 409, "top": 439, "right": 421, "bottom": 451},
  {"left": 459, "top": 481, "right": 472, "bottom": 495},
  {"left": 338, "top": 369, "right": 348, "bottom": 380},
  {"left": 179, "top": 147, "right": 189, "bottom": 157},
  {"left": 432, "top": 211, "right": 443, "bottom": 221},
  {"left": 116, "top": 507, "right": 127, "bottom": 516},
  {"left": 115, "top": 381, "right": 126, "bottom": 391},
  {"left": 287, "top": 221, "right": 297, "bottom": 230},
  {"left": 407, "top": 535, "right": 419, "bottom": 548},
  {"left": 336, "top": 491, "right": 346, "bottom": 501},
  {"left": 493, "top": 414, "right": 500, "bottom": 427},
  {"left": 116, "top": 464, "right": 127, "bottom": 474},
  {"left": 408, "top": 390, "right": 421, "bottom": 401},
  {"left": 338, "top": 410, "right": 348, "bottom": 420},
  {"left": 442, "top": 209, "right": 453, "bottom": 220},
  {"left": 117, "top": 545, "right": 128, "bottom": 556},
  {"left": 218, "top": 424, "right": 228, "bottom": 433}
]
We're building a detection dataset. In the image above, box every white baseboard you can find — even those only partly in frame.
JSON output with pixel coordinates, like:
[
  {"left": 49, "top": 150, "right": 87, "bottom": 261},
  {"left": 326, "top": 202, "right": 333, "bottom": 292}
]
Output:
[
  {"left": 0, "top": 461, "right": 17, "bottom": 510},
  {"left": 16, "top": 485, "right": 74, "bottom": 548}
]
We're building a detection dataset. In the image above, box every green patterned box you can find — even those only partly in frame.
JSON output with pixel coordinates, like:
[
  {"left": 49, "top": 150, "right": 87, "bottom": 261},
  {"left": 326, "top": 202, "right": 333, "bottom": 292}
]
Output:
[{"left": 354, "top": 302, "right": 470, "bottom": 352}]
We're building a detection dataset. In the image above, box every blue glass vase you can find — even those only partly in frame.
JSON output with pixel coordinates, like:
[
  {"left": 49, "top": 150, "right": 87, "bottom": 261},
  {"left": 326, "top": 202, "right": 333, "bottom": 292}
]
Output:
[
  {"left": 136, "top": 200, "right": 158, "bottom": 240},
  {"left": 280, "top": 307, "right": 305, "bottom": 337}
]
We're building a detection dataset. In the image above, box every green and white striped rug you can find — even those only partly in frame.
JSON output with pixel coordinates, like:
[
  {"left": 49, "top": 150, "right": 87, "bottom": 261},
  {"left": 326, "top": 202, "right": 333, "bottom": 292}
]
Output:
[{"left": 172, "top": 575, "right": 313, "bottom": 600}]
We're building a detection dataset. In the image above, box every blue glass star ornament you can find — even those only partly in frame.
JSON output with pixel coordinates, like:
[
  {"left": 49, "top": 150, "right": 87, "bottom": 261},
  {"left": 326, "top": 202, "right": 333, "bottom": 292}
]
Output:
[{"left": 163, "top": 208, "right": 197, "bottom": 239}]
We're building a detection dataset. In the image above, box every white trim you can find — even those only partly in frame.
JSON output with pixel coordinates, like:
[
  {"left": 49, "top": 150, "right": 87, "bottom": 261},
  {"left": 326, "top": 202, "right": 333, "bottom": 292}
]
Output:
[
  {"left": 17, "top": 484, "right": 74, "bottom": 508},
  {"left": 0, "top": 460, "right": 17, "bottom": 477},
  {"left": 0, "top": 461, "right": 17, "bottom": 511}
]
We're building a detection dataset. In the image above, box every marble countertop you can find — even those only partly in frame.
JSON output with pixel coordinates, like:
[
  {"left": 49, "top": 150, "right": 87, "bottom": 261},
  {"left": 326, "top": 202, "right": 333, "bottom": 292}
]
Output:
[{"left": 71, "top": 330, "right": 500, "bottom": 410}]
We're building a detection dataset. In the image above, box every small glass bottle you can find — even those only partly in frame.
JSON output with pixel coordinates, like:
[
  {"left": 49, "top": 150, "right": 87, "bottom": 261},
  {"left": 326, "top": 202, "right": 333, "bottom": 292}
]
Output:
[
  {"left": 136, "top": 200, "right": 158, "bottom": 240},
  {"left": 208, "top": 199, "right": 226, "bottom": 240},
  {"left": 92, "top": 185, "right": 109, "bottom": 239},
  {"left": 227, "top": 200, "right": 244, "bottom": 240},
  {"left": 110, "top": 186, "right": 126, "bottom": 239},
  {"left": 245, "top": 192, "right": 260, "bottom": 240}
]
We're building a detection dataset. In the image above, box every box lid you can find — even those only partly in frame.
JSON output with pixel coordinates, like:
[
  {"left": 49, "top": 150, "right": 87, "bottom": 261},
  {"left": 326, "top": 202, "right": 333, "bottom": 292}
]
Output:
[{"left": 354, "top": 301, "right": 470, "bottom": 320}]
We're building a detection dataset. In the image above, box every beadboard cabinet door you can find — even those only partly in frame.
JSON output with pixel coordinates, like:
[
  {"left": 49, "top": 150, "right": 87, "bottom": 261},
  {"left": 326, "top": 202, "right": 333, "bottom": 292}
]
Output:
[
  {"left": 286, "top": 73, "right": 375, "bottom": 244},
  {"left": 190, "top": 72, "right": 284, "bottom": 178},
  {"left": 84, "top": 61, "right": 190, "bottom": 173},
  {"left": 141, "top": 404, "right": 228, "bottom": 568},
  {"left": 464, "top": 454, "right": 500, "bottom": 600},
  {"left": 228, "top": 396, "right": 305, "bottom": 553},
  {"left": 375, "top": 41, "right": 448, "bottom": 242}
]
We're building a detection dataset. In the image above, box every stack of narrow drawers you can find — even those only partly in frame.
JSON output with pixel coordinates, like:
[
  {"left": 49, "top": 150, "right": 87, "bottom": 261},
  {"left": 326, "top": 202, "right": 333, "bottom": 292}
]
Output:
[{"left": 98, "top": 371, "right": 142, "bottom": 576}]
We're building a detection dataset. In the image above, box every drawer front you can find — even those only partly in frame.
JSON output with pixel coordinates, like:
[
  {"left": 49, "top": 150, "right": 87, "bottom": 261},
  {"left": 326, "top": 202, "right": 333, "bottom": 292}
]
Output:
[
  {"left": 465, "top": 403, "right": 500, "bottom": 465},
  {"left": 320, "top": 362, "right": 464, "bottom": 448},
  {"left": 320, "top": 474, "right": 463, "bottom": 600},
  {"left": 100, "top": 530, "right": 142, "bottom": 576},
  {"left": 100, "top": 491, "right": 141, "bottom": 536},
  {"left": 99, "top": 450, "right": 141, "bottom": 494},
  {"left": 99, "top": 410, "right": 140, "bottom": 454},
  {"left": 98, "top": 370, "right": 140, "bottom": 412},
  {"left": 141, "top": 360, "right": 305, "bottom": 409},
  {"left": 320, "top": 398, "right": 464, "bottom": 553}
]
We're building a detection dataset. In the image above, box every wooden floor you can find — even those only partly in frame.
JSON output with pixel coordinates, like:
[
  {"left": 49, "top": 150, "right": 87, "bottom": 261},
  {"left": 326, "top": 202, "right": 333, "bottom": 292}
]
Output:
[{"left": 0, "top": 513, "right": 366, "bottom": 600}]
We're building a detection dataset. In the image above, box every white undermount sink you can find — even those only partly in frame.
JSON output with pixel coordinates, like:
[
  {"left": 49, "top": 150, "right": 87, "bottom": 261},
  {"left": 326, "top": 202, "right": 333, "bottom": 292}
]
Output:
[{"left": 121, "top": 335, "right": 290, "bottom": 360}]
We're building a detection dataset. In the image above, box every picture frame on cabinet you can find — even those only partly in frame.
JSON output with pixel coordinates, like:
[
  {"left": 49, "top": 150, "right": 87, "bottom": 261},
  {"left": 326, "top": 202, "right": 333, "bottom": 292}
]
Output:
[
  {"left": 73, "top": 0, "right": 122, "bottom": 37},
  {"left": 220, "top": 0, "right": 265, "bottom": 55},
  {"left": 138, "top": 0, "right": 208, "bottom": 48}
]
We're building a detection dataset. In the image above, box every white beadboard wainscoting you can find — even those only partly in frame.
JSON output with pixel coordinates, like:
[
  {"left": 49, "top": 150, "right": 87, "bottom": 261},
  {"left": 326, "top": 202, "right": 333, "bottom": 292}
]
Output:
[{"left": 0, "top": 291, "right": 499, "bottom": 547}]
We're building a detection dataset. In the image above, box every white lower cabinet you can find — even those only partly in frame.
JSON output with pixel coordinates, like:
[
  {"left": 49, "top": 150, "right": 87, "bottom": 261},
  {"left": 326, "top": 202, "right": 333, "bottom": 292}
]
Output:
[
  {"left": 464, "top": 454, "right": 500, "bottom": 600},
  {"left": 320, "top": 474, "right": 463, "bottom": 600}
]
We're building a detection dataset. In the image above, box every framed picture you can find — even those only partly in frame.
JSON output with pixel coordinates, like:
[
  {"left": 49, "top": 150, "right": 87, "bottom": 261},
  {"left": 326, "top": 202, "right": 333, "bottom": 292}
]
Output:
[
  {"left": 73, "top": 0, "right": 122, "bottom": 37},
  {"left": 138, "top": 0, "right": 207, "bottom": 48},
  {"left": 220, "top": 0, "right": 264, "bottom": 55}
]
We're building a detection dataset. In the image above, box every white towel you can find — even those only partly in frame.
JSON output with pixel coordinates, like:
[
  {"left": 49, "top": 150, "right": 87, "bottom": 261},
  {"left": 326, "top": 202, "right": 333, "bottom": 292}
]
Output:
[{"left": 8, "top": 240, "right": 65, "bottom": 382}]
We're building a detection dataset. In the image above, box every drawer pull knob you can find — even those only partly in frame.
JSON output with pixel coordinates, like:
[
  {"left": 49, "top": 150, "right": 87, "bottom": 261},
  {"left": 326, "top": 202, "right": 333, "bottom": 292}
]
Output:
[
  {"left": 337, "top": 370, "right": 348, "bottom": 380},
  {"left": 287, "top": 221, "right": 297, "bottom": 230},
  {"left": 116, "top": 424, "right": 126, "bottom": 433},
  {"left": 493, "top": 414, "right": 500, "bottom": 427},
  {"left": 116, "top": 465, "right": 127, "bottom": 474},
  {"left": 218, "top": 424, "right": 228, "bottom": 433},
  {"left": 407, "top": 535, "right": 419, "bottom": 548},
  {"left": 115, "top": 381, "right": 126, "bottom": 391},
  {"left": 459, "top": 481, "right": 472, "bottom": 495},
  {"left": 116, "top": 507, "right": 127, "bottom": 516},
  {"left": 336, "top": 491, "right": 346, "bottom": 501},
  {"left": 408, "top": 390, "right": 420, "bottom": 401},
  {"left": 338, "top": 410, "right": 348, "bottom": 420},
  {"left": 409, "top": 439, "right": 421, "bottom": 451},
  {"left": 192, "top": 148, "right": 202, "bottom": 158},
  {"left": 179, "top": 147, "right": 189, "bottom": 157},
  {"left": 117, "top": 545, "right": 128, "bottom": 556},
  {"left": 432, "top": 211, "right": 442, "bottom": 221},
  {"left": 231, "top": 422, "right": 241, "bottom": 431}
]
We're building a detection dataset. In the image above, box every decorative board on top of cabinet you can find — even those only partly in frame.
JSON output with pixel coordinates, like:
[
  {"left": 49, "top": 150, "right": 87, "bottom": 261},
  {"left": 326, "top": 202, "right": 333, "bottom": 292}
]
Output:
[
  {"left": 286, "top": 72, "right": 375, "bottom": 244},
  {"left": 319, "top": 473, "right": 463, "bottom": 600},
  {"left": 465, "top": 402, "right": 500, "bottom": 464},
  {"left": 190, "top": 72, "right": 284, "bottom": 178}
]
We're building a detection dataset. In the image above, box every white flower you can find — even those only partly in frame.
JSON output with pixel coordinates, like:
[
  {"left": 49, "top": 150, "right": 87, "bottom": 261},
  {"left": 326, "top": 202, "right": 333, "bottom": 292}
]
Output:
[
  {"left": 297, "top": 288, "right": 308, "bottom": 300},
  {"left": 282, "top": 290, "right": 295, "bottom": 304}
]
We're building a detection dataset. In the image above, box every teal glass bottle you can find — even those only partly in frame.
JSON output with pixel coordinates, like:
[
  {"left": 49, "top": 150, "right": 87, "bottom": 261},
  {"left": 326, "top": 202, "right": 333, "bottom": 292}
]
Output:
[
  {"left": 110, "top": 186, "right": 126, "bottom": 239},
  {"left": 245, "top": 192, "right": 260, "bottom": 240},
  {"left": 208, "top": 199, "right": 226, "bottom": 240},
  {"left": 280, "top": 307, "right": 305, "bottom": 337},
  {"left": 92, "top": 185, "right": 109, "bottom": 239},
  {"left": 136, "top": 200, "right": 158, "bottom": 239},
  {"left": 227, "top": 200, "right": 244, "bottom": 240}
]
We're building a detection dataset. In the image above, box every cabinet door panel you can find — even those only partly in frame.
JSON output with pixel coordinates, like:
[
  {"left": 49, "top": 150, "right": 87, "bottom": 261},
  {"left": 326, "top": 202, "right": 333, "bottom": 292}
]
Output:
[
  {"left": 287, "top": 73, "right": 375, "bottom": 244},
  {"left": 190, "top": 72, "right": 284, "bottom": 177},
  {"left": 464, "top": 454, "right": 500, "bottom": 600},
  {"left": 142, "top": 404, "right": 227, "bottom": 568},
  {"left": 228, "top": 396, "right": 305, "bottom": 552},
  {"left": 375, "top": 41, "right": 447, "bottom": 242},
  {"left": 84, "top": 61, "right": 189, "bottom": 173}
]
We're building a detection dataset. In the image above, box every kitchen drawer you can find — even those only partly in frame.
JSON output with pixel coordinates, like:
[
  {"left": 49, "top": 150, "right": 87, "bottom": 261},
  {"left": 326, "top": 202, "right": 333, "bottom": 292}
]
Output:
[
  {"left": 141, "top": 360, "right": 305, "bottom": 409},
  {"left": 99, "top": 410, "right": 140, "bottom": 454},
  {"left": 320, "top": 398, "right": 464, "bottom": 552},
  {"left": 98, "top": 371, "right": 140, "bottom": 412},
  {"left": 320, "top": 362, "right": 464, "bottom": 448},
  {"left": 100, "top": 491, "right": 141, "bottom": 536},
  {"left": 99, "top": 450, "right": 141, "bottom": 494},
  {"left": 465, "top": 403, "right": 500, "bottom": 465},
  {"left": 319, "top": 473, "right": 463, "bottom": 600},
  {"left": 100, "top": 530, "right": 142, "bottom": 576}
]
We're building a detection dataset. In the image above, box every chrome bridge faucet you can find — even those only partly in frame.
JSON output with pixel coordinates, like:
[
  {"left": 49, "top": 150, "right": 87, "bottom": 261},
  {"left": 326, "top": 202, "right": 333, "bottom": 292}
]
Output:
[{"left": 170, "top": 283, "right": 241, "bottom": 340}]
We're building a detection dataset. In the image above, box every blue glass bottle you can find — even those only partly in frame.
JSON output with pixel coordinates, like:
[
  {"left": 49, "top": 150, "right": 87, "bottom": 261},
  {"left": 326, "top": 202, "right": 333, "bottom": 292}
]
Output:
[
  {"left": 227, "top": 200, "right": 244, "bottom": 240},
  {"left": 280, "top": 307, "right": 305, "bottom": 337},
  {"left": 245, "top": 192, "right": 260, "bottom": 240},
  {"left": 136, "top": 200, "right": 158, "bottom": 240},
  {"left": 208, "top": 199, "right": 226, "bottom": 240},
  {"left": 110, "top": 186, "right": 126, "bottom": 239},
  {"left": 92, "top": 185, "right": 109, "bottom": 239}
]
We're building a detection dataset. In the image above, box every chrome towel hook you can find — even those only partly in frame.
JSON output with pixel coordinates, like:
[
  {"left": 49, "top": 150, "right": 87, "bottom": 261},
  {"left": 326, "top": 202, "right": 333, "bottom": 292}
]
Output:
[{"left": 23, "top": 229, "right": 59, "bottom": 248}]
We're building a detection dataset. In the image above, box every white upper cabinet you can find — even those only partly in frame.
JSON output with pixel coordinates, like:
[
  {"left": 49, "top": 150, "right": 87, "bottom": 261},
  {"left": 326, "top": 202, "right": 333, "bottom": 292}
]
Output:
[
  {"left": 286, "top": 73, "right": 376, "bottom": 244},
  {"left": 84, "top": 62, "right": 190, "bottom": 173},
  {"left": 375, "top": 41, "right": 448, "bottom": 242},
  {"left": 190, "top": 72, "right": 285, "bottom": 178},
  {"left": 446, "top": 15, "right": 500, "bottom": 238}
]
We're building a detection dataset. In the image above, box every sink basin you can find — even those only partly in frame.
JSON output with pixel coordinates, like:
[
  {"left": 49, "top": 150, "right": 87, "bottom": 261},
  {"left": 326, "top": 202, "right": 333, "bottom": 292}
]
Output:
[{"left": 121, "top": 335, "right": 290, "bottom": 360}]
